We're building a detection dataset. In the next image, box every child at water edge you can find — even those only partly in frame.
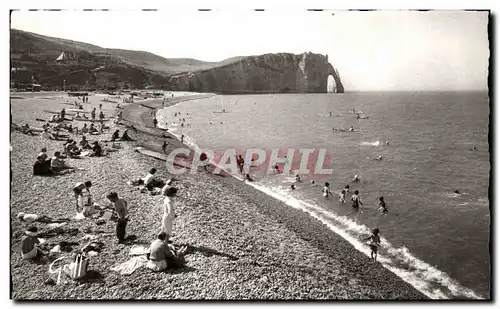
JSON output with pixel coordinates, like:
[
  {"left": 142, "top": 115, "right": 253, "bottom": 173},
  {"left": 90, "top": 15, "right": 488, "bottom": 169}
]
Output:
[
  {"left": 351, "top": 190, "right": 363, "bottom": 210},
  {"left": 338, "top": 185, "right": 350, "bottom": 203},
  {"left": 364, "top": 228, "right": 381, "bottom": 261},
  {"left": 321, "top": 182, "right": 333, "bottom": 199},
  {"left": 378, "top": 197, "right": 388, "bottom": 213}
]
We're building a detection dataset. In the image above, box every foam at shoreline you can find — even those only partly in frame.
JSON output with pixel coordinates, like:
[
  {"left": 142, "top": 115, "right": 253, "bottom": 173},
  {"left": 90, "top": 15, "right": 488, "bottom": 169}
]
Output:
[{"left": 157, "top": 94, "right": 483, "bottom": 300}]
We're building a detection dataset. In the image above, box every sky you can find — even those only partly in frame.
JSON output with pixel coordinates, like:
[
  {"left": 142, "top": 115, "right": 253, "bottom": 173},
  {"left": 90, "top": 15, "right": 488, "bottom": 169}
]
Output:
[{"left": 10, "top": 10, "right": 489, "bottom": 91}]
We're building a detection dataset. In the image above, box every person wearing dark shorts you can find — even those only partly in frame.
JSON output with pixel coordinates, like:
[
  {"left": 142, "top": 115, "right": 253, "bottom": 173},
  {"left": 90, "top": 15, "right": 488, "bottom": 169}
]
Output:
[{"left": 351, "top": 190, "right": 363, "bottom": 211}]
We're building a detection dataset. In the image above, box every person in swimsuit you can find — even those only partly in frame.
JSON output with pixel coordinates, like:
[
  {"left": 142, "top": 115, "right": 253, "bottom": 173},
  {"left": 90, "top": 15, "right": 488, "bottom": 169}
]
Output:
[
  {"left": 338, "top": 185, "right": 350, "bottom": 203},
  {"left": 363, "top": 228, "right": 381, "bottom": 261},
  {"left": 351, "top": 190, "right": 363, "bottom": 210},
  {"left": 321, "top": 182, "right": 333, "bottom": 199},
  {"left": 295, "top": 174, "right": 301, "bottom": 183},
  {"left": 378, "top": 197, "right": 388, "bottom": 213}
]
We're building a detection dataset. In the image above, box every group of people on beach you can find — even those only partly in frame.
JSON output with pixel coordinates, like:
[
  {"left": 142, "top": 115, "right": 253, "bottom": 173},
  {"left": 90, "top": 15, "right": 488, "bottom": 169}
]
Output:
[{"left": 21, "top": 93, "right": 190, "bottom": 276}]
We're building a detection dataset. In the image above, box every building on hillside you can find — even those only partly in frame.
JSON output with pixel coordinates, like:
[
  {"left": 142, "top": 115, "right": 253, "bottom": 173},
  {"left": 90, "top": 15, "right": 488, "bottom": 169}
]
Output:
[{"left": 55, "top": 51, "right": 78, "bottom": 65}]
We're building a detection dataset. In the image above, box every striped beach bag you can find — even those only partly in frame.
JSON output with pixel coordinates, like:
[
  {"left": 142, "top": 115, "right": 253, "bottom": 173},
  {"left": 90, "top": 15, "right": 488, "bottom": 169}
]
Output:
[{"left": 69, "top": 254, "right": 88, "bottom": 280}]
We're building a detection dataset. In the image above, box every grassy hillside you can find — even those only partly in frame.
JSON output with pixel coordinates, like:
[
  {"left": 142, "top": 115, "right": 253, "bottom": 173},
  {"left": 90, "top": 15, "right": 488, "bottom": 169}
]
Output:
[{"left": 10, "top": 29, "right": 245, "bottom": 90}]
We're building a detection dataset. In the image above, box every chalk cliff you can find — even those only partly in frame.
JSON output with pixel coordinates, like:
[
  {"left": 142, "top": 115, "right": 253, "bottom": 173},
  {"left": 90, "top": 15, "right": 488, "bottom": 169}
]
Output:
[{"left": 168, "top": 52, "right": 344, "bottom": 94}]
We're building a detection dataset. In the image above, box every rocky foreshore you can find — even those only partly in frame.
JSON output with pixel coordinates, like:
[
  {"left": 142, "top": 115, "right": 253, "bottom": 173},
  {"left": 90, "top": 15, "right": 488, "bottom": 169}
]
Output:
[{"left": 10, "top": 93, "right": 426, "bottom": 300}]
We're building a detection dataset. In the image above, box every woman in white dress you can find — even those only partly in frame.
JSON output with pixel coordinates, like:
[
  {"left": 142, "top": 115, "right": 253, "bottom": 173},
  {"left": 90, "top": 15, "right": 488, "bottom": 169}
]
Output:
[{"left": 161, "top": 185, "right": 178, "bottom": 238}]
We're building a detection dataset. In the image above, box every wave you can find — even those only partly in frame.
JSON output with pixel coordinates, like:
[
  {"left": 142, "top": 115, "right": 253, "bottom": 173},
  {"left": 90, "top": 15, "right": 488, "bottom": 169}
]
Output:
[
  {"left": 157, "top": 101, "right": 483, "bottom": 300},
  {"left": 360, "top": 141, "right": 381, "bottom": 146},
  {"left": 246, "top": 184, "right": 483, "bottom": 300}
]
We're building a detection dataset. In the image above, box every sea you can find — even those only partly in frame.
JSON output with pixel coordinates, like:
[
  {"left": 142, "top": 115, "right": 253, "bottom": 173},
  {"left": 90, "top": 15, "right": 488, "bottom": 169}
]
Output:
[{"left": 157, "top": 91, "right": 490, "bottom": 299}]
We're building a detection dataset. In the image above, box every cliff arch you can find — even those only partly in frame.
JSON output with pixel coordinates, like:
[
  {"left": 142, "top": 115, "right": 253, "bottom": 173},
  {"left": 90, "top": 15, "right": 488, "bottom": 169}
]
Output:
[{"left": 327, "top": 64, "right": 344, "bottom": 93}]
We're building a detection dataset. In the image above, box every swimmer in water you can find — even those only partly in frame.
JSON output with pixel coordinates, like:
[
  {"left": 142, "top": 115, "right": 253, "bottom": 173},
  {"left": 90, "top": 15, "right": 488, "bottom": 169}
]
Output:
[
  {"left": 374, "top": 155, "right": 383, "bottom": 161},
  {"left": 472, "top": 146, "right": 477, "bottom": 151},
  {"left": 352, "top": 175, "right": 360, "bottom": 183},
  {"left": 295, "top": 174, "right": 301, "bottom": 183},
  {"left": 351, "top": 190, "right": 363, "bottom": 211},
  {"left": 454, "top": 189, "right": 460, "bottom": 195},
  {"left": 291, "top": 184, "right": 296, "bottom": 190},
  {"left": 378, "top": 197, "right": 388, "bottom": 214},
  {"left": 348, "top": 126, "right": 355, "bottom": 132},
  {"left": 311, "top": 180, "right": 316, "bottom": 186},
  {"left": 363, "top": 228, "right": 381, "bottom": 261},
  {"left": 385, "top": 141, "right": 390, "bottom": 146},
  {"left": 321, "top": 182, "right": 333, "bottom": 199},
  {"left": 329, "top": 112, "right": 332, "bottom": 117}
]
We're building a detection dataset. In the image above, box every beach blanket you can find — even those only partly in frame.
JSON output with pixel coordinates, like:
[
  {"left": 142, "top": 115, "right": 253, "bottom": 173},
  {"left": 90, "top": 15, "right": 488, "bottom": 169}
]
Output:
[{"left": 111, "top": 256, "right": 148, "bottom": 275}]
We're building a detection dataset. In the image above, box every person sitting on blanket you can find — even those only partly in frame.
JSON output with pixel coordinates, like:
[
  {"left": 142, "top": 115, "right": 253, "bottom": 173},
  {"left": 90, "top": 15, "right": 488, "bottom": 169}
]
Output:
[
  {"left": 146, "top": 232, "right": 188, "bottom": 271},
  {"left": 50, "top": 151, "right": 73, "bottom": 173},
  {"left": 20, "top": 226, "right": 42, "bottom": 260}
]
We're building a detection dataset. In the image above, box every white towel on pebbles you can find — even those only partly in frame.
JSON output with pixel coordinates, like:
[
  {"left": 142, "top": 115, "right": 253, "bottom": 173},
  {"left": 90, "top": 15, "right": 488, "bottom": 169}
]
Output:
[{"left": 111, "top": 256, "right": 148, "bottom": 275}]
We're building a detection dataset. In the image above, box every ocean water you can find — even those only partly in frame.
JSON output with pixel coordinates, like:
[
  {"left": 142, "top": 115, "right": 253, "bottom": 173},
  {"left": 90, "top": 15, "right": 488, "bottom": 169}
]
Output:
[{"left": 157, "top": 92, "right": 490, "bottom": 299}]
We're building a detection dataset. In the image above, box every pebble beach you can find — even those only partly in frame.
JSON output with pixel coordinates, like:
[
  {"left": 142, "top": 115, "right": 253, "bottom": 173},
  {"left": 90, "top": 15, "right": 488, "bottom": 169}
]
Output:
[{"left": 10, "top": 93, "right": 426, "bottom": 300}]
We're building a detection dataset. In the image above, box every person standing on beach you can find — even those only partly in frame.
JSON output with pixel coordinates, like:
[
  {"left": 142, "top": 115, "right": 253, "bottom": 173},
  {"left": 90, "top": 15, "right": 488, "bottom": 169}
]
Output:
[
  {"left": 199, "top": 152, "right": 209, "bottom": 172},
  {"left": 363, "top": 228, "right": 381, "bottom": 261},
  {"left": 91, "top": 108, "right": 96, "bottom": 122},
  {"left": 162, "top": 141, "right": 168, "bottom": 154},
  {"left": 236, "top": 155, "right": 245, "bottom": 175},
  {"left": 161, "top": 186, "right": 178, "bottom": 240},
  {"left": 181, "top": 134, "right": 184, "bottom": 144},
  {"left": 99, "top": 103, "right": 102, "bottom": 110},
  {"left": 153, "top": 117, "right": 158, "bottom": 128},
  {"left": 107, "top": 192, "right": 129, "bottom": 243},
  {"left": 351, "top": 190, "right": 363, "bottom": 211},
  {"left": 73, "top": 181, "right": 92, "bottom": 212}
]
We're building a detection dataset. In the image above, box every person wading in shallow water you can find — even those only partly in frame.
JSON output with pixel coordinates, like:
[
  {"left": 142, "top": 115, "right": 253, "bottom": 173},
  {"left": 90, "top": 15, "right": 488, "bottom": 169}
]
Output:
[{"left": 364, "top": 228, "right": 381, "bottom": 261}]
